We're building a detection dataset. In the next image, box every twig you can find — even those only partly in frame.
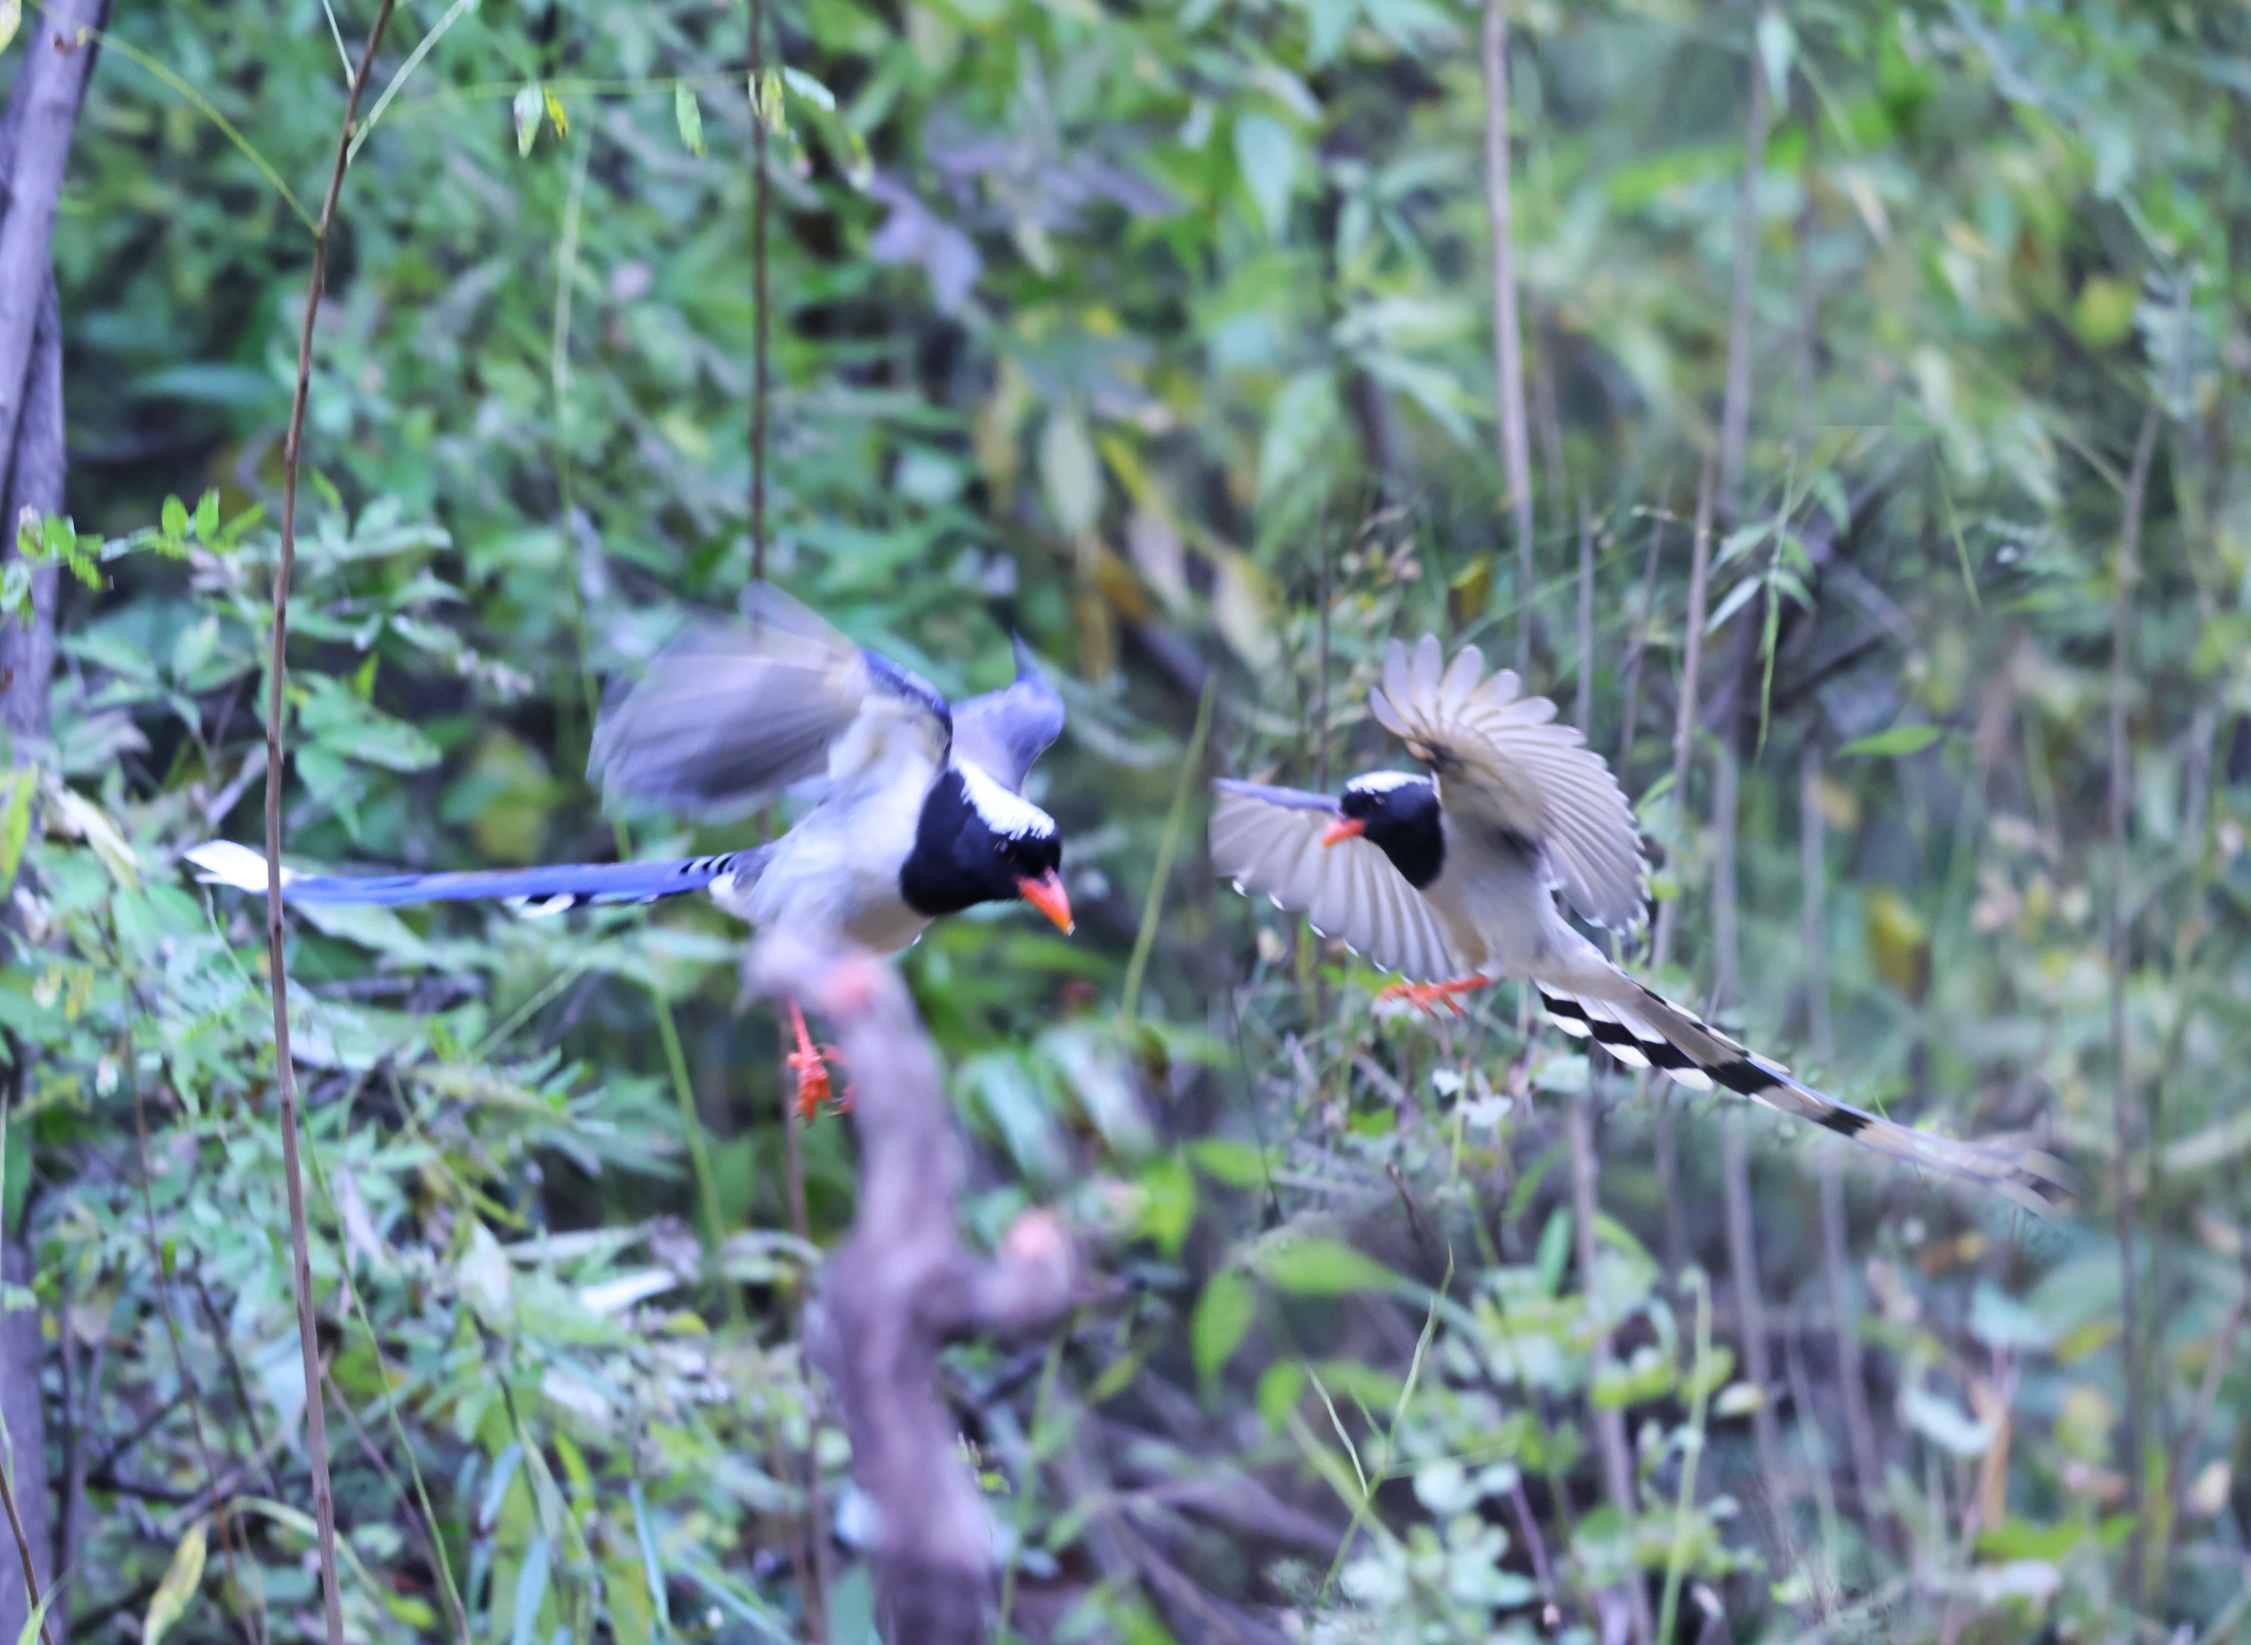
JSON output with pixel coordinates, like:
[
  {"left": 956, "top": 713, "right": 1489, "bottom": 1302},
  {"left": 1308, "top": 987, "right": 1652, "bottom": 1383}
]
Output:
[
  {"left": 1614, "top": 481, "right": 1671, "bottom": 778},
  {"left": 1568, "top": 1086, "right": 1653, "bottom": 1645},
  {"left": 1719, "top": 30, "right": 1771, "bottom": 518},
  {"left": 1576, "top": 495, "right": 1596, "bottom": 743},
  {"left": 1656, "top": 1266, "right": 1715, "bottom": 1644},
  {"left": 1480, "top": 0, "right": 1536, "bottom": 674},
  {"left": 1121, "top": 674, "right": 1216, "bottom": 1020},
  {"left": 0, "top": 1458, "right": 51, "bottom": 1645},
  {"left": 1711, "top": 730, "right": 1784, "bottom": 1496},
  {"left": 263, "top": 14, "right": 400, "bottom": 1645},
  {"left": 2110, "top": 406, "right": 2159, "bottom": 1599},
  {"left": 320, "top": 1364, "right": 470, "bottom": 1645},
  {"left": 129, "top": 1067, "right": 261, "bottom": 1645},
  {"left": 1651, "top": 460, "right": 1717, "bottom": 1280},
  {"left": 2170, "top": 1247, "right": 2250, "bottom": 1522}
]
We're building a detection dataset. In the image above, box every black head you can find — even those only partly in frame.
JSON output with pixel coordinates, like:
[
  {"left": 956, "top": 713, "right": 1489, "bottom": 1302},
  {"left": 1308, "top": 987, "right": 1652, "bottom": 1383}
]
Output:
[
  {"left": 1326, "top": 772, "right": 1445, "bottom": 889},
  {"left": 899, "top": 765, "right": 1073, "bottom": 931}
]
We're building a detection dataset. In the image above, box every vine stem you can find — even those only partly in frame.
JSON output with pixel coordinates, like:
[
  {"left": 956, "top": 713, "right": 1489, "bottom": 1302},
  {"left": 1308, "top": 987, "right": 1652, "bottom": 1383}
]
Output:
[
  {"left": 262, "top": 11, "right": 398, "bottom": 1645},
  {"left": 750, "top": 0, "right": 772, "bottom": 585}
]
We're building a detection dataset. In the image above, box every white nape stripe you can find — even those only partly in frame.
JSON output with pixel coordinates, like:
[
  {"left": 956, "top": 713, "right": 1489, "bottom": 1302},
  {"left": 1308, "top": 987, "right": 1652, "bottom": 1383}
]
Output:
[
  {"left": 958, "top": 760, "right": 1054, "bottom": 841},
  {"left": 1344, "top": 770, "right": 1424, "bottom": 795}
]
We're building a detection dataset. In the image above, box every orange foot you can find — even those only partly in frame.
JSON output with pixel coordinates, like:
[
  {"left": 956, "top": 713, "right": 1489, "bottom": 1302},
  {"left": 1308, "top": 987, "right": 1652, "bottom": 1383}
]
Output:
[
  {"left": 786, "top": 1000, "right": 853, "bottom": 1122},
  {"left": 1375, "top": 977, "right": 1490, "bottom": 1017}
]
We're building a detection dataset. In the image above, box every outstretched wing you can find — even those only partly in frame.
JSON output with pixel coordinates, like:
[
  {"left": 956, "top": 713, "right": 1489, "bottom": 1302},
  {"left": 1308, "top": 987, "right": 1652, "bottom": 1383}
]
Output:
[
  {"left": 1210, "top": 779, "right": 1469, "bottom": 984},
  {"left": 1370, "top": 634, "right": 1645, "bottom": 930},
  {"left": 589, "top": 583, "right": 951, "bottom": 820},
  {"left": 951, "top": 635, "right": 1064, "bottom": 793}
]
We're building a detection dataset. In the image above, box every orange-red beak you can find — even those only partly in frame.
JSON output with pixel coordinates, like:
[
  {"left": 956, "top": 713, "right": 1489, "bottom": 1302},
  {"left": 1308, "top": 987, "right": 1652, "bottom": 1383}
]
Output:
[
  {"left": 1321, "top": 816, "right": 1366, "bottom": 849},
  {"left": 1017, "top": 869, "right": 1074, "bottom": 934}
]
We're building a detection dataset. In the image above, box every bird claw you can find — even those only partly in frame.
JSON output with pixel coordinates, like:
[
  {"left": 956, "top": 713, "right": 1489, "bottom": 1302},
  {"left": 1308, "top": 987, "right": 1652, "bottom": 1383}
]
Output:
[
  {"left": 786, "top": 1003, "right": 853, "bottom": 1121},
  {"left": 1375, "top": 978, "right": 1487, "bottom": 1017}
]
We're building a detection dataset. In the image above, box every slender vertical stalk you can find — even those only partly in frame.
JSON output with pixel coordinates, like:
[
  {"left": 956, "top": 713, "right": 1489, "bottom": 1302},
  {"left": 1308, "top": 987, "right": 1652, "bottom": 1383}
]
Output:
[
  {"left": 1803, "top": 743, "right": 1887, "bottom": 1525},
  {"left": 1568, "top": 1092, "right": 1653, "bottom": 1645},
  {"left": 1718, "top": 30, "right": 1771, "bottom": 519},
  {"left": 1651, "top": 461, "right": 1716, "bottom": 1280},
  {"left": 0, "top": 1460, "right": 51, "bottom": 1645},
  {"left": 749, "top": 0, "right": 773, "bottom": 587},
  {"left": 1711, "top": 740, "right": 1782, "bottom": 1504},
  {"left": 2111, "top": 406, "right": 2160, "bottom": 1600},
  {"left": 1480, "top": 0, "right": 1536, "bottom": 673},
  {"left": 1615, "top": 482, "right": 1670, "bottom": 778},
  {"left": 1575, "top": 495, "right": 1595, "bottom": 745},
  {"left": 263, "top": 17, "right": 397, "bottom": 1645},
  {"left": 1656, "top": 1266, "right": 1715, "bottom": 1644}
]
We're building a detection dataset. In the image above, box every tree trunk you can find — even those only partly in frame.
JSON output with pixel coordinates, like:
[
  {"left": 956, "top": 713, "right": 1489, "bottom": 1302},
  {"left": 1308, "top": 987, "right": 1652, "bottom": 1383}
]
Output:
[{"left": 0, "top": 11, "right": 113, "bottom": 1644}]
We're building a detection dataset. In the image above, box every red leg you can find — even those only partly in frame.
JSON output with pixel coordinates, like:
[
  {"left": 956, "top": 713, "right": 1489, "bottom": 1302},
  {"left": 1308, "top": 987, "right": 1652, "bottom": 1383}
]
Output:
[
  {"left": 785, "top": 999, "right": 850, "bottom": 1120},
  {"left": 1374, "top": 976, "right": 1491, "bottom": 1017}
]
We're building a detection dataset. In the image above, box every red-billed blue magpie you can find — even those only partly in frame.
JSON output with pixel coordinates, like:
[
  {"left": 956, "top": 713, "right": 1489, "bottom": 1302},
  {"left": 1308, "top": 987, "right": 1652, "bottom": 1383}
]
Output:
[
  {"left": 190, "top": 586, "right": 1072, "bottom": 1114},
  {"left": 1211, "top": 634, "right": 2071, "bottom": 1212}
]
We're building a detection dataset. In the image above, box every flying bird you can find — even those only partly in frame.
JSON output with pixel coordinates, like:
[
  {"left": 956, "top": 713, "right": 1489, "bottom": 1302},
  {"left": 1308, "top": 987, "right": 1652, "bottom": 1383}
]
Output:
[
  {"left": 189, "top": 585, "right": 1073, "bottom": 1115},
  {"left": 1210, "top": 634, "right": 2070, "bottom": 1212}
]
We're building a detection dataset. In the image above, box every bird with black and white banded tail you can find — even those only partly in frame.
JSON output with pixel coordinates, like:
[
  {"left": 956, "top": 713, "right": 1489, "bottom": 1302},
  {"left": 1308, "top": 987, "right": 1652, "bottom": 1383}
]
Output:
[
  {"left": 188, "top": 585, "right": 1075, "bottom": 1116},
  {"left": 1210, "top": 633, "right": 2073, "bottom": 1213}
]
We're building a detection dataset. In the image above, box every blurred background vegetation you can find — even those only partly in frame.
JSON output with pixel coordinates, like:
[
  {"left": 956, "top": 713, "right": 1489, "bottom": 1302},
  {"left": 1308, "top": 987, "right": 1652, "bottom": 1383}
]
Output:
[{"left": 3, "top": 0, "right": 2249, "bottom": 1640}]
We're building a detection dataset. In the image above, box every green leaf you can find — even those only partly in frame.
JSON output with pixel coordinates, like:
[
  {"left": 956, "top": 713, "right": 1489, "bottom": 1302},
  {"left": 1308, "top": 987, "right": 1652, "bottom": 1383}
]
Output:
[
  {"left": 142, "top": 1520, "right": 207, "bottom": 1645},
  {"left": 509, "top": 1535, "right": 552, "bottom": 1645},
  {"left": 1252, "top": 1234, "right": 1395, "bottom": 1296},
  {"left": 512, "top": 85, "right": 542, "bottom": 156},
  {"left": 674, "top": 83, "right": 706, "bottom": 157},
  {"left": 160, "top": 495, "right": 188, "bottom": 540},
  {"left": 1256, "top": 1361, "right": 1305, "bottom": 1432},
  {"left": 1840, "top": 724, "right": 1944, "bottom": 758},
  {"left": 1233, "top": 113, "right": 1299, "bottom": 238},
  {"left": 1975, "top": 1519, "right": 2085, "bottom": 1562},
  {"left": 0, "top": 0, "right": 19, "bottom": 56},
  {"left": 0, "top": 771, "right": 34, "bottom": 895},
  {"left": 13, "top": 1590, "right": 49, "bottom": 1645},
  {"left": 1038, "top": 407, "right": 1101, "bottom": 539},
  {"left": 1191, "top": 1267, "right": 1256, "bottom": 1384},
  {"left": 1187, "top": 1137, "right": 1267, "bottom": 1188},
  {"left": 193, "top": 489, "right": 220, "bottom": 539},
  {"left": 1534, "top": 1205, "right": 1573, "bottom": 1295}
]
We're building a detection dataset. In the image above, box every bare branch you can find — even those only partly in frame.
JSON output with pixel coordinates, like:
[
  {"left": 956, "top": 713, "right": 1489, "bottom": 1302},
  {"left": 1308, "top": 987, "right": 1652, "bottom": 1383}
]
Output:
[{"left": 741, "top": 937, "right": 1077, "bottom": 1643}]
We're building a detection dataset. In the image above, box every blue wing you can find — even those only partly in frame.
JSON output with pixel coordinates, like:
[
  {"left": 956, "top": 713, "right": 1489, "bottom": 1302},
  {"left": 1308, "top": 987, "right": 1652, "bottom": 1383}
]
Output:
[{"left": 951, "top": 635, "right": 1064, "bottom": 793}]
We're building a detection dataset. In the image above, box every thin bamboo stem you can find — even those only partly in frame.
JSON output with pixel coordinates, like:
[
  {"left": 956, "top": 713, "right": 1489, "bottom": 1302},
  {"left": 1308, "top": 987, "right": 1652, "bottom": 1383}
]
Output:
[
  {"left": 1480, "top": 0, "right": 1536, "bottom": 674},
  {"left": 262, "top": 14, "right": 398, "bottom": 1645}
]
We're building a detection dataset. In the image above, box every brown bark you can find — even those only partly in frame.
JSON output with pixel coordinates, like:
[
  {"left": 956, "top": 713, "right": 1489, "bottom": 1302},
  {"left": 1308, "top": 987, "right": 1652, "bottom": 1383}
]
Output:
[
  {"left": 742, "top": 938, "right": 1076, "bottom": 1644},
  {"left": 0, "top": 14, "right": 113, "bottom": 1645}
]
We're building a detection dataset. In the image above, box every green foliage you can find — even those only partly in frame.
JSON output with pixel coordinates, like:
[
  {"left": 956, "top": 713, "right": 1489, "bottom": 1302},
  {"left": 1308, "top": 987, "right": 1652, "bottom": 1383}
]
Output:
[{"left": 6, "top": 0, "right": 2251, "bottom": 1641}]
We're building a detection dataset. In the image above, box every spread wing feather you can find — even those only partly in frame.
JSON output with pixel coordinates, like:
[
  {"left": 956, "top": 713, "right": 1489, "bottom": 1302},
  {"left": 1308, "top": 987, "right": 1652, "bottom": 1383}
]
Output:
[
  {"left": 1371, "top": 634, "right": 1645, "bottom": 930},
  {"left": 1210, "top": 780, "right": 1468, "bottom": 983},
  {"left": 589, "top": 583, "right": 950, "bottom": 819}
]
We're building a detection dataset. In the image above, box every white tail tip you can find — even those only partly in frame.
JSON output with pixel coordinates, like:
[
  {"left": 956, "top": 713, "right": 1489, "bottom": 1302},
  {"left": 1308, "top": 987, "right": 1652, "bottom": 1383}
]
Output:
[{"left": 184, "top": 840, "right": 288, "bottom": 892}]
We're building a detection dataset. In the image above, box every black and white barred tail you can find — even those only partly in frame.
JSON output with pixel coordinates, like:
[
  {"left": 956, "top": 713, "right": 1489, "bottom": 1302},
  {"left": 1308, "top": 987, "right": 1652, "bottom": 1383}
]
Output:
[
  {"left": 1538, "top": 973, "right": 2077, "bottom": 1216},
  {"left": 185, "top": 840, "right": 772, "bottom": 917}
]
